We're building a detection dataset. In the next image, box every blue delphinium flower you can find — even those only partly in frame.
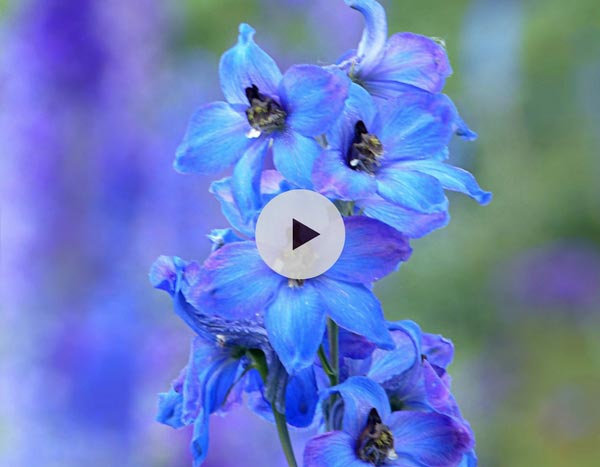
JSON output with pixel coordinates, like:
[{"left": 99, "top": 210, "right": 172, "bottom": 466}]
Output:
[
  {"left": 304, "top": 377, "right": 473, "bottom": 467},
  {"left": 150, "top": 255, "right": 319, "bottom": 465},
  {"left": 172, "top": 168, "right": 412, "bottom": 375},
  {"left": 313, "top": 84, "right": 491, "bottom": 237},
  {"left": 184, "top": 214, "right": 411, "bottom": 374},
  {"left": 339, "top": 0, "right": 452, "bottom": 101},
  {"left": 175, "top": 23, "right": 349, "bottom": 191},
  {"left": 330, "top": 320, "right": 479, "bottom": 466}
]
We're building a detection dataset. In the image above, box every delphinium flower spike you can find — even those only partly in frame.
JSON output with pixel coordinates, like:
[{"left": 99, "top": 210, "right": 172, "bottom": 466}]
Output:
[{"left": 151, "top": 1, "right": 490, "bottom": 465}]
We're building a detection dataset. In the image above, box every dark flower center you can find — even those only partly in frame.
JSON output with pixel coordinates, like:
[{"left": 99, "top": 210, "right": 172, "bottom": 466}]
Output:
[
  {"left": 347, "top": 120, "right": 383, "bottom": 175},
  {"left": 245, "top": 84, "right": 286, "bottom": 134},
  {"left": 288, "top": 278, "right": 305, "bottom": 288},
  {"left": 356, "top": 408, "right": 397, "bottom": 466}
]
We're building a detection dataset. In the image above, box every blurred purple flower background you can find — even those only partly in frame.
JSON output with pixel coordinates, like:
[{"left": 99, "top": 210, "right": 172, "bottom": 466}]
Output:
[{"left": 1, "top": 0, "right": 218, "bottom": 465}]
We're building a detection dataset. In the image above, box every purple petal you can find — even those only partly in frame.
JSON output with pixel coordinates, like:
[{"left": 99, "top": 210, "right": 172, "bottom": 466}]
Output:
[
  {"left": 314, "top": 276, "right": 393, "bottom": 350},
  {"left": 193, "top": 241, "right": 285, "bottom": 320},
  {"left": 149, "top": 255, "right": 178, "bottom": 295},
  {"left": 422, "top": 332, "right": 455, "bottom": 370},
  {"left": 421, "top": 360, "right": 463, "bottom": 419},
  {"left": 304, "top": 431, "right": 368, "bottom": 467},
  {"left": 327, "top": 216, "right": 411, "bottom": 283},
  {"left": 338, "top": 328, "right": 377, "bottom": 360},
  {"left": 346, "top": 0, "right": 388, "bottom": 77},
  {"left": 264, "top": 281, "right": 327, "bottom": 374},
  {"left": 367, "top": 32, "right": 451, "bottom": 94},
  {"left": 280, "top": 65, "right": 349, "bottom": 137},
  {"left": 174, "top": 102, "right": 253, "bottom": 174},
  {"left": 219, "top": 23, "right": 282, "bottom": 105},
  {"left": 387, "top": 411, "right": 474, "bottom": 467},
  {"left": 272, "top": 129, "right": 321, "bottom": 188}
]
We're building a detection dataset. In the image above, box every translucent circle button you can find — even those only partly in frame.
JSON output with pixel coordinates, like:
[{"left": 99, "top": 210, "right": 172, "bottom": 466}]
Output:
[{"left": 255, "top": 190, "right": 346, "bottom": 280}]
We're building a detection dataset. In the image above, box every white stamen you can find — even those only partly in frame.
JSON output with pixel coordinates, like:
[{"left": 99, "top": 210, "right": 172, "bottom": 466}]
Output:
[
  {"left": 386, "top": 449, "right": 398, "bottom": 461},
  {"left": 349, "top": 158, "right": 360, "bottom": 167},
  {"left": 246, "top": 128, "right": 261, "bottom": 139}
]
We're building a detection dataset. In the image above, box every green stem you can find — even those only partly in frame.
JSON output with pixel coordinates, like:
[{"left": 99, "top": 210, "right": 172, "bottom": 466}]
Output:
[
  {"left": 327, "top": 319, "right": 340, "bottom": 386},
  {"left": 273, "top": 407, "right": 299, "bottom": 467},
  {"left": 318, "top": 345, "right": 336, "bottom": 385},
  {"left": 247, "top": 349, "right": 298, "bottom": 467}
]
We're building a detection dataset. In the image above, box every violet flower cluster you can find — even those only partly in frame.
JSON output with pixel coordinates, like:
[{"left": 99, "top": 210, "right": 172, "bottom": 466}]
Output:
[{"left": 150, "top": 1, "right": 490, "bottom": 466}]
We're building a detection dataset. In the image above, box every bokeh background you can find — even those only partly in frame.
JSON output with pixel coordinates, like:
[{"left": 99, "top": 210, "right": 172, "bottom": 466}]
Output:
[{"left": 1, "top": 0, "right": 599, "bottom": 466}]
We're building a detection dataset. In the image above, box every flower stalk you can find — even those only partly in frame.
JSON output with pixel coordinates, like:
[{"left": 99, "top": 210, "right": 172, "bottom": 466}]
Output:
[{"left": 249, "top": 349, "right": 298, "bottom": 467}]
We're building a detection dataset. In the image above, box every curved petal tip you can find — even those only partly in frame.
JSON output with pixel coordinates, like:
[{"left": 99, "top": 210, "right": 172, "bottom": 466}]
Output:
[{"left": 238, "top": 23, "right": 256, "bottom": 44}]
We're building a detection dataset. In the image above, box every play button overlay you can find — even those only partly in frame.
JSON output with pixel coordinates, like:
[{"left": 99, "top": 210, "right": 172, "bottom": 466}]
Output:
[
  {"left": 292, "top": 219, "right": 320, "bottom": 250},
  {"left": 255, "top": 190, "right": 345, "bottom": 280}
]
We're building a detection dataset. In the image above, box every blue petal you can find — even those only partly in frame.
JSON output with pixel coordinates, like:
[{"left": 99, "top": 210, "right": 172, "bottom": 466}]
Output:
[
  {"left": 376, "top": 92, "right": 458, "bottom": 162},
  {"left": 327, "top": 216, "right": 411, "bottom": 283},
  {"left": 400, "top": 160, "right": 492, "bottom": 205},
  {"left": 312, "top": 149, "right": 377, "bottom": 200},
  {"left": 458, "top": 451, "right": 478, "bottom": 467},
  {"left": 322, "top": 376, "right": 390, "bottom": 440},
  {"left": 304, "top": 431, "right": 368, "bottom": 467},
  {"left": 174, "top": 102, "right": 253, "bottom": 174},
  {"left": 358, "top": 195, "right": 450, "bottom": 238},
  {"left": 245, "top": 369, "right": 275, "bottom": 423},
  {"left": 191, "top": 412, "right": 210, "bottom": 467},
  {"left": 455, "top": 113, "right": 478, "bottom": 141},
  {"left": 210, "top": 169, "right": 291, "bottom": 238},
  {"left": 193, "top": 241, "right": 285, "bottom": 320},
  {"left": 232, "top": 138, "right": 270, "bottom": 224},
  {"left": 286, "top": 367, "right": 319, "bottom": 427},
  {"left": 314, "top": 276, "right": 393, "bottom": 349},
  {"left": 260, "top": 169, "right": 294, "bottom": 197},
  {"left": 387, "top": 411, "right": 473, "bottom": 467},
  {"left": 326, "top": 83, "right": 378, "bottom": 151},
  {"left": 280, "top": 65, "right": 349, "bottom": 137},
  {"left": 219, "top": 23, "right": 282, "bottom": 105},
  {"left": 181, "top": 337, "right": 239, "bottom": 424},
  {"left": 346, "top": 0, "right": 388, "bottom": 77},
  {"left": 376, "top": 167, "right": 449, "bottom": 213},
  {"left": 209, "top": 178, "right": 252, "bottom": 237},
  {"left": 156, "top": 388, "right": 185, "bottom": 428},
  {"left": 368, "top": 325, "right": 421, "bottom": 394},
  {"left": 184, "top": 338, "right": 243, "bottom": 466},
  {"left": 365, "top": 32, "right": 452, "bottom": 94},
  {"left": 272, "top": 130, "right": 321, "bottom": 188},
  {"left": 207, "top": 228, "right": 244, "bottom": 251},
  {"left": 264, "top": 281, "right": 327, "bottom": 374}
]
